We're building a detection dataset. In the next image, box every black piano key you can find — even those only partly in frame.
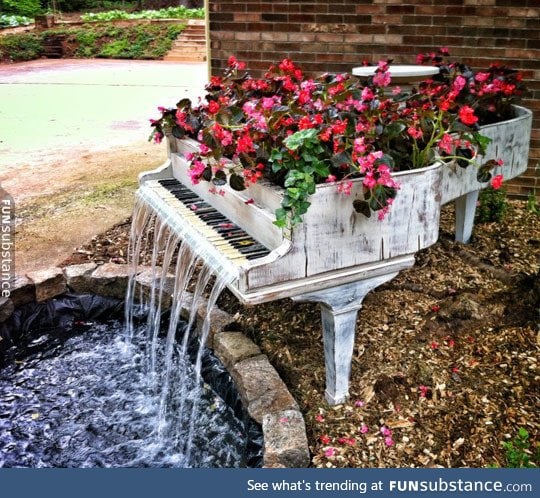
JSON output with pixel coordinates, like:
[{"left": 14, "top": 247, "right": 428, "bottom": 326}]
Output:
[{"left": 156, "top": 178, "right": 271, "bottom": 260}]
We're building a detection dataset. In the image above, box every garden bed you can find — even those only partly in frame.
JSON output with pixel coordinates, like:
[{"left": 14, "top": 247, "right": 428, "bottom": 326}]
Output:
[{"left": 0, "top": 21, "right": 186, "bottom": 61}]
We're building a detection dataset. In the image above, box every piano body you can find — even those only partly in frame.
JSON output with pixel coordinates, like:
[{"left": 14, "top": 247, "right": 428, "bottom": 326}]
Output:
[
  {"left": 139, "top": 138, "right": 443, "bottom": 405},
  {"left": 138, "top": 103, "right": 531, "bottom": 405}
]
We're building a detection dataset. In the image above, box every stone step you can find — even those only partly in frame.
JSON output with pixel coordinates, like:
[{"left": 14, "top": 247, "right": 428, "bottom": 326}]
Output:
[
  {"left": 172, "top": 42, "right": 205, "bottom": 50},
  {"left": 164, "top": 23, "right": 207, "bottom": 62},
  {"left": 164, "top": 55, "right": 206, "bottom": 62}
]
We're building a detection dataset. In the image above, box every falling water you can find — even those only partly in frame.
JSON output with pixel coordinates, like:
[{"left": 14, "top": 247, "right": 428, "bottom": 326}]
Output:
[{"left": 123, "top": 186, "right": 241, "bottom": 466}]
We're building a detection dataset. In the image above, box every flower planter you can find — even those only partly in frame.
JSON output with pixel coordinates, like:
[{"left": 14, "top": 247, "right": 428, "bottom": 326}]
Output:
[
  {"left": 441, "top": 105, "right": 532, "bottom": 242},
  {"left": 168, "top": 137, "right": 444, "bottom": 287}
]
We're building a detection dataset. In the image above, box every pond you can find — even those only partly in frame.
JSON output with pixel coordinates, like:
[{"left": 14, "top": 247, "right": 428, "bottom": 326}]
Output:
[{"left": 0, "top": 295, "right": 261, "bottom": 468}]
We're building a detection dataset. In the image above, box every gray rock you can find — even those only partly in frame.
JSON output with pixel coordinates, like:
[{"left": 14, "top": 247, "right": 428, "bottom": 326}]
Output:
[
  {"left": 8, "top": 275, "right": 35, "bottom": 307},
  {"left": 196, "top": 304, "right": 235, "bottom": 349},
  {"left": 134, "top": 266, "right": 175, "bottom": 309},
  {"left": 26, "top": 268, "right": 66, "bottom": 302},
  {"left": 213, "top": 331, "right": 261, "bottom": 371},
  {"left": 89, "top": 262, "right": 132, "bottom": 299},
  {"left": 0, "top": 297, "right": 14, "bottom": 323},
  {"left": 64, "top": 263, "right": 98, "bottom": 294},
  {"left": 232, "top": 354, "right": 298, "bottom": 424},
  {"left": 263, "top": 409, "right": 310, "bottom": 468}
]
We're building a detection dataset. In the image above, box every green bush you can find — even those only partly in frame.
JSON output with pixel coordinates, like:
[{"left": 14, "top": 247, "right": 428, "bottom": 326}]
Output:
[
  {"left": 0, "top": 32, "right": 43, "bottom": 61},
  {"left": 502, "top": 428, "right": 538, "bottom": 468},
  {"left": 0, "top": 22, "right": 185, "bottom": 61},
  {"left": 476, "top": 186, "right": 508, "bottom": 223},
  {"left": 0, "top": 0, "right": 41, "bottom": 17},
  {"left": 0, "top": 14, "right": 33, "bottom": 27},
  {"left": 81, "top": 6, "right": 204, "bottom": 22}
]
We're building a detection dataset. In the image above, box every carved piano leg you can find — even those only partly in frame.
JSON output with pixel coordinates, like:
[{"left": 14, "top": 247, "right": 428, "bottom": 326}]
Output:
[
  {"left": 293, "top": 272, "right": 409, "bottom": 405},
  {"left": 454, "top": 189, "right": 479, "bottom": 244}
]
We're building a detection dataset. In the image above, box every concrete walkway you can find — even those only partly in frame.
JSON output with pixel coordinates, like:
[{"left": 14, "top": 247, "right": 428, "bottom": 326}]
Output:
[
  {"left": 0, "top": 59, "right": 208, "bottom": 273},
  {"left": 0, "top": 59, "right": 208, "bottom": 168}
]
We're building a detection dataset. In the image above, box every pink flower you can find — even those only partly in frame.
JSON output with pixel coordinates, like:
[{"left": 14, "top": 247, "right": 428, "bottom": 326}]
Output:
[
  {"left": 324, "top": 447, "right": 336, "bottom": 457},
  {"left": 199, "top": 143, "right": 211, "bottom": 155},
  {"left": 384, "top": 436, "right": 395, "bottom": 447},
  {"left": 380, "top": 426, "right": 392, "bottom": 437},
  {"left": 325, "top": 174, "right": 337, "bottom": 183},
  {"left": 491, "top": 174, "right": 504, "bottom": 190},
  {"left": 228, "top": 55, "right": 246, "bottom": 70},
  {"left": 392, "top": 86, "right": 402, "bottom": 95},
  {"left": 153, "top": 132, "right": 163, "bottom": 144},
  {"left": 459, "top": 105, "right": 479, "bottom": 126},
  {"left": 452, "top": 75, "right": 467, "bottom": 92},
  {"left": 354, "top": 400, "right": 365, "bottom": 408},
  {"left": 438, "top": 133, "right": 454, "bottom": 155},
  {"left": 418, "top": 385, "right": 430, "bottom": 398},
  {"left": 207, "top": 100, "right": 220, "bottom": 114},
  {"left": 359, "top": 423, "right": 369, "bottom": 434},
  {"left": 407, "top": 126, "right": 423, "bottom": 140},
  {"left": 187, "top": 159, "right": 206, "bottom": 185},
  {"left": 337, "top": 181, "right": 353, "bottom": 196},
  {"left": 261, "top": 97, "right": 276, "bottom": 110},
  {"left": 373, "top": 70, "right": 391, "bottom": 88},
  {"left": 361, "top": 87, "right": 375, "bottom": 101},
  {"left": 315, "top": 414, "right": 325, "bottom": 423},
  {"left": 319, "top": 435, "right": 331, "bottom": 445}
]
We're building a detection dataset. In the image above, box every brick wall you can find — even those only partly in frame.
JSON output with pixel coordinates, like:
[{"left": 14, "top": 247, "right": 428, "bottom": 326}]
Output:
[{"left": 208, "top": 0, "right": 539, "bottom": 199}]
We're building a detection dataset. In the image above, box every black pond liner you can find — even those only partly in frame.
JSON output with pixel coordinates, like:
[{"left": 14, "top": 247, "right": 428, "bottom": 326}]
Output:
[{"left": 0, "top": 293, "right": 263, "bottom": 468}]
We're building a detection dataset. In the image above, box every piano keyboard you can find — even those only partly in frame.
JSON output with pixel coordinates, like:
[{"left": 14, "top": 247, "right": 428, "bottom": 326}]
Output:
[{"left": 136, "top": 178, "right": 272, "bottom": 283}]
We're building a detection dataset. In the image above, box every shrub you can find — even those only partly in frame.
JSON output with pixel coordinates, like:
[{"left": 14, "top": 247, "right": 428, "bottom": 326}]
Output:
[
  {"left": 80, "top": 6, "right": 204, "bottom": 22},
  {"left": 0, "top": 32, "right": 43, "bottom": 61},
  {"left": 0, "top": 0, "right": 41, "bottom": 17},
  {"left": 0, "top": 14, "right": 32, "bottom": 28},
  {"left": 476, "top": 186, "right": 508, "bottom": 223},
  {"left": 0, "top": 23, "right": 184, "bottom": 61}
]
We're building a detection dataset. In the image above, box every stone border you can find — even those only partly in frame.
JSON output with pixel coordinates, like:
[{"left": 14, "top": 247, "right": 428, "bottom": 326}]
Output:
[{"left": 0, "top": 262, "right": 310, "bottom": 468}]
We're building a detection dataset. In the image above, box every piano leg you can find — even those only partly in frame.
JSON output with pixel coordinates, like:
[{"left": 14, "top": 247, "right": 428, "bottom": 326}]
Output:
[
  {"left": 293, "top": 273, "right": 406, "bottom": 405},
  {"left": 454, "top": 189, "right": 479, "bottom": 244}
]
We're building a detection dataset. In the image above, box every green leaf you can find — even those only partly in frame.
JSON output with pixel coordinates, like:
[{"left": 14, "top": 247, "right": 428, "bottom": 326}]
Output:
[
  {"left": 383, "top": 121, "right": 406, "bottom": 140},
  {"left": 472, "top": 131, "right": 492, "bottom": 155},
  {"left": 273, "top": 208, "right": 288, "bottom": 228},
  {"left": 176, "top": 98, "right": 192, "bottom": 109},
  {"left": 212, "top": 170, "right": 227, "bottom": 185},
  {"left": 286, "top": 187, "right": 301, "bottom": 200},
  {"left": 313, "top": 161, "right": 330, "bottom": 178},
  {"left": 353, "top": 199, "right": 372, "bottom": 218},
  {"left": 477, "top": 159, "right": 499, "bottom": 183},
  {"left": 229, "top": 106, "right": 245, "bottom": 124},
  {"left": 202, "top": 166, "right": 212, "bottom": 182},
  {"left": 283, "top": 128, "right": 318, "bottom": 150},
  {"left": 171, "top": 125, "right": 185, "bottom": 139},
  {"left": 330, "top": 151, "right": 352, "bottom": 169},
  {"left": 229, "top": 173, "right": 246, "bottom": 191}
]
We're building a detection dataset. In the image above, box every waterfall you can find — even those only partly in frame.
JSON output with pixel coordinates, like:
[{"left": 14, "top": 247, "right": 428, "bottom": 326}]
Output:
[{"left": 124, "top": 184, "right": 236, "bottom": 466}]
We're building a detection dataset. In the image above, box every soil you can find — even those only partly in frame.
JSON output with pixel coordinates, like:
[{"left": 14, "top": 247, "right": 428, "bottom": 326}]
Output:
[
  {"left": 62, "top": 199, "right": 540, "bottom": 468},
  {"left": 4, "top": 141, "right": 166, "bottom": 273}
]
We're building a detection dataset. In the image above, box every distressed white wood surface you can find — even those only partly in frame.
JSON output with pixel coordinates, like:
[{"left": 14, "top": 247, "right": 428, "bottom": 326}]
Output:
[
  {"left": 441, "top": 105, "right": 532, "bottom": 205},
  {"left": 167, "top": 139, "right": 444, "bottom": 296}
]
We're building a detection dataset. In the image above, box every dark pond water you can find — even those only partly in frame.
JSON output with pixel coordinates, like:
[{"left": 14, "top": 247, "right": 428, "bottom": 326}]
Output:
[{"left": 0, "top": 319, "right": 257, "bottom": 468}]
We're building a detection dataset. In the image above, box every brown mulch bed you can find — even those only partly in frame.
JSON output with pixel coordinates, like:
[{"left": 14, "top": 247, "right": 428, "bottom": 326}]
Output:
[{"left": 63, "top": 201, "right": 539, "bottom": 468}]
